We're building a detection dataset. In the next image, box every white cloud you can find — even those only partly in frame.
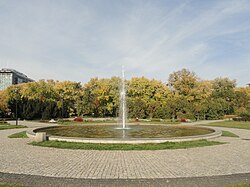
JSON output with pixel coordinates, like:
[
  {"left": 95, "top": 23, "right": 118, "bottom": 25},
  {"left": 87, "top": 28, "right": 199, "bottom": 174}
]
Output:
[{"left": 0, "top": 0, "right": 249, "bottom": 86}]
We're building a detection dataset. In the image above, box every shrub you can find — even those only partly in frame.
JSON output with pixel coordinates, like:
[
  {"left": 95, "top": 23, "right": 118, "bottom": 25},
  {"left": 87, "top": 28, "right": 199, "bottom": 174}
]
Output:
[
  {"left": 233, "top": 117, "right": 250, "bottom": 122},
  {"left": 240, "top": 113, "right": 250, "bottom": 118},
  {"left": 73, "top": 118, "right": 84, "bottom": 122},
  {"left": 39, "top": 120, "right": 49, "bottom": 123},
  {"left": 135, "top": 118, "right": 139, "bottom": 122},
  {"left": 181, "top": 118, "right": 187, "bottom": 122}
]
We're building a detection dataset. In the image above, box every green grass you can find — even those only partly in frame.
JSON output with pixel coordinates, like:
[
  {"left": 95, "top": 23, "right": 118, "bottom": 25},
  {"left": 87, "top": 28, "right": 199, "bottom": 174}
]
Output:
[
  {"left": 202, "top": 121, "right": 250, "bottom": 130},
  {"left": 225, "top": 184, "right": 250, "bottom": 187},
  {"left": 8, "top": 131, "right": 28, "bottom": 138},
  {"left": 58, "top": 120, "right": 181, "bottom": 125},
  {"left": 30, "top": 139, "right": 224, "bottom": 150},
  {"left": 58, "top": 120, "right": 116, "bottom": 125},
  {"left": 0, "top": 184, "right": 25, "bottom": 187},
  {"left": 134, "top": 121, "right": 181, "bottom": 125},
  {"left": 221, "top": 130, "right": 239, "bottom": 138},
  {"left": 0, "top": 124, "right": 27, "bottom": 130}
]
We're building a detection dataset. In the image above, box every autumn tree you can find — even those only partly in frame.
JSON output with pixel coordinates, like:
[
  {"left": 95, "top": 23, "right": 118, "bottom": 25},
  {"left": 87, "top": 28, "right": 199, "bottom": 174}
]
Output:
[
  {"left": 211, "top": 78, "right": 236, "bottom": 115},
  {"left": 1, "top": 69, "right": 248, "bottom": 120},
  {"left": 191, "top": 80, "right": 213, "bottom": 120},
  {"left": 0, "top": 90, "right": 9, "bottom": 118},
  {"left": 167, "top": 69, "right": 200, "bottom": 119},
  {"left": 233, "top": 87, "right": 250, "bottom": 115},
  {"left": 54, "top": 81, "right": 82, "bottom": 117},
  {"left": 127, "top": 77, "right": 170, "bottom": 118},
  {"left": 81, "top": 77, "right": 120, "bottom": 117},
  {"left": 168, "top": 68, "right": 199, "bottom": 97}
]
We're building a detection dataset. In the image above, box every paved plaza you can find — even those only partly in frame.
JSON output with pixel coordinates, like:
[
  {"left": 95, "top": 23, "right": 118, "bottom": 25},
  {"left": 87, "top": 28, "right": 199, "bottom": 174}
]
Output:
[{"left": 0, "top": 121, "right": 250, "bottom": 186}]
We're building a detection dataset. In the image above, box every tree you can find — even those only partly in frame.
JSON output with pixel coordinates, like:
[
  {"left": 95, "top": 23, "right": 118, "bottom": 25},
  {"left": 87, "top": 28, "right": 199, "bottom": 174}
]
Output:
[
  {"left": 211, "top": 78, "right": 236, "bottom": 115},
  {"left": 22, "top": 99, "right": 41, "bottom": 119},
  {"left": 1, "top": 69, "right": 247, "bottom": 120},
  {"left": 55, "top": 81, "right": 82, "bottom": 117},
  {"left": 81, "top": 77, "right": 120, "bottom": 117},
  {"left": 168, "top": 68, "right": 199, "bottom": 96},
  {"left": 21, "top": 80, "right": 57, "bottom": 101},
  {"left": 167, "top": 69, "right": 200, "bottom": 119},
  {"left": 127, "top": 97, "right": 147, "bottom": 118},
  {"left": 206, "top": 98, "right": 227, "bottom": 119},
  {"left": 233, "top": 87, "right": 250, "bottom": 115},
  {"left": 127, "top": 77, "right": 170, "bottom": 119},
  {"left": 0, "top": 90, "right": 9, "bottom": 118},
  {"left": 5, "top": 85, "right": 22, "bottom": 119},
  {"left": 211, "top": 78, "right": 236, "bottom": 100},
  {"left": 191, "top": 80, "right": 213, "bottom": 120},
  {"left": 41, "top": 100, "right": 59, "bottom": 120}
]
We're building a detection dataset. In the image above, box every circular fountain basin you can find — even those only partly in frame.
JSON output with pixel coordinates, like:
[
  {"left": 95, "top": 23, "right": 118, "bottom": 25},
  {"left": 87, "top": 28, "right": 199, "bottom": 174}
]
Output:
[{"left": 29, "top": 124, "right": 221, "bottom": 144}]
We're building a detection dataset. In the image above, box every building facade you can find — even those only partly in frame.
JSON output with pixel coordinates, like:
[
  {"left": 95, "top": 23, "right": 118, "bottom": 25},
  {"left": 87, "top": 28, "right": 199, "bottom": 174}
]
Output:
[{"left": 0, "top": 68, "right": 34, "bottom": 90}]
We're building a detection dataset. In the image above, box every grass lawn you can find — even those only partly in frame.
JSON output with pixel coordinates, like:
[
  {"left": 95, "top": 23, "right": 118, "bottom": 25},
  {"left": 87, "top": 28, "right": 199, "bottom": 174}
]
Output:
[
  {"left": 0, "top": 123, "right": 27, "bottom": 130},
  {"left": 59, "top": 120, "right": 181, "bottom": 125},
  {"left": 134, "top": 121, "right": 181, "bottom": 125},
  {"left": 0, "top": 184, "right": 24, "bottom": 187},
  {"left": 202, "top": 121, "right": 250, "bottom": 130},
  {"left": 8, "top": 131, "right": 28, "bottom": 138},
  {"left": 225, "top": 184, "right": 250, "bottom": 187},
  {"left": 30, "top": 139, "right": 224, "bottom": 151},
  {"left": 58, "top": 120, "right": 116, "bottom": 125},
  {"left": 221, "top": 130, "right": 239, "bottom": 138}
]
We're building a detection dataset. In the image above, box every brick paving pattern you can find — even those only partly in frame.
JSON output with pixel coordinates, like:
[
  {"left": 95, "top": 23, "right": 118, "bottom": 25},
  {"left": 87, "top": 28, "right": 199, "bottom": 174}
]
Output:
[
  {"left": 0, "top": 172, "right": 249, "bottom": 187},
  {"left": 0, "top": 121, "right": 250, "bottom": 186}
]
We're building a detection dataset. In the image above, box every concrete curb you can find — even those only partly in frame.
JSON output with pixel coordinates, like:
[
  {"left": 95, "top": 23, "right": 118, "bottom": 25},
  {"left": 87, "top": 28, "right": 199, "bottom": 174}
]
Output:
[{"left": 27, "top": 126, "right": 222, "bottom": 144}]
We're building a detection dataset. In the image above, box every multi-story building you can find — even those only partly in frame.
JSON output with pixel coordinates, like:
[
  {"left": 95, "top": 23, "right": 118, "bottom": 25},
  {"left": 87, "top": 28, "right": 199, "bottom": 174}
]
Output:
[{"left": 0, "top": 68, "right": 34, "bottom": 90}]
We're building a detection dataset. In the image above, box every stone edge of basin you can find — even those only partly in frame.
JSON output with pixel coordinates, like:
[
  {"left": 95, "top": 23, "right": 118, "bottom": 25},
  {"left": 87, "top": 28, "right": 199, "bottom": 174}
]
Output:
[{"left": 26, "top": 126, "right": 222, "bottom": 144}]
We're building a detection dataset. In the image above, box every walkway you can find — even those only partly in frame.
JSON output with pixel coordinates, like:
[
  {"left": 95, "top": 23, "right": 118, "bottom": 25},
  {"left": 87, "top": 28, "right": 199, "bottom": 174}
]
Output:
[{"left": 0, "top": 120, "right": 250, "bottom": 186}]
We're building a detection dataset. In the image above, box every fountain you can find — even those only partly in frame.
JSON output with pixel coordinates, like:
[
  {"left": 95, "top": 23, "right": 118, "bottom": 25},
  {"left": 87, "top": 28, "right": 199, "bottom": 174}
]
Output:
[
  {"left": 117, "top": 65, "right": 130, "bottom": 130},
  {"left": 31, "top": 66, "right": 221, "bottom": 144}
]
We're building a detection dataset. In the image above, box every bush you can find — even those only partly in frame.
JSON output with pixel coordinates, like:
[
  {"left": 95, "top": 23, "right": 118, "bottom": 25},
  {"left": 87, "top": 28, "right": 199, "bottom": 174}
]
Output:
[
  {"left": 57, "top": 119, "right": 64, "bottom": 123},
  {"left": 73, "top": 117, "right": 84, "bottom": 122},
  {"left": 181, "top": 118, "right": 187, "bottom": 122},
  {"left": 233, "top": 117, "right": 250, "bottom": 122},
  {"left": 134, "top": 118, "right": 139, "bottom": 122},
  {"left": 240, "top": 113, "right": 250, "bottom": 118},
  {"left": 39, "top": 120, "right": 49, "bottom": 123}
]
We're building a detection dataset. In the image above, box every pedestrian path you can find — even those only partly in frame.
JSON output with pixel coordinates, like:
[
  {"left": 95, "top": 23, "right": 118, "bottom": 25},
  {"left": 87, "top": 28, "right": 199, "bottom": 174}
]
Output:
[{"left": 0, "top": 121, "right": 249, "bottom": 180}]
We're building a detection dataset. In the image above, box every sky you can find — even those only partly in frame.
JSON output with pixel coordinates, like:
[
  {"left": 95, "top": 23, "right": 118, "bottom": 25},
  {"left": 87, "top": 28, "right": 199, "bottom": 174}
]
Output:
[{"left": 0, "top": 0, "right": 249, "bottom": 86}]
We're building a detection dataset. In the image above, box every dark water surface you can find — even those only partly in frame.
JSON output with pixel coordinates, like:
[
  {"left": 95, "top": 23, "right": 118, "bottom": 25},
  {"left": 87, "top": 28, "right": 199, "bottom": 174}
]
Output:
[{"left": 35, "top": 125, "right": 214, "bottom": 139}]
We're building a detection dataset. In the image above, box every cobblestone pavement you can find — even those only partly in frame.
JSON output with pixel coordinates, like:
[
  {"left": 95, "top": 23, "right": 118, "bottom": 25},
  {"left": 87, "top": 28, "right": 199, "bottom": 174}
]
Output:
[
  {"left": 0, "top": 121, "right": 250, "bottom": 186},
  {"left": 0, "top": 172, "right": 249, "bottom": 187}
]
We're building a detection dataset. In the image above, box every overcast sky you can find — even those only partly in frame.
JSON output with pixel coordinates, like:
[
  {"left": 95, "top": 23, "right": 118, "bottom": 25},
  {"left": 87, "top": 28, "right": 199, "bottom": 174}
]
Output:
[{"left": 0, "top": 0, "right": 249, "bottom": 86}]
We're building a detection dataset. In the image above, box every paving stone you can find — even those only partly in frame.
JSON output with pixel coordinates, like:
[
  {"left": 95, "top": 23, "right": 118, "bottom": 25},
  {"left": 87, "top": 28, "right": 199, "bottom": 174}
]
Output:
[{"left": 0, "top": 121, "right": 250, "bottom": 185}]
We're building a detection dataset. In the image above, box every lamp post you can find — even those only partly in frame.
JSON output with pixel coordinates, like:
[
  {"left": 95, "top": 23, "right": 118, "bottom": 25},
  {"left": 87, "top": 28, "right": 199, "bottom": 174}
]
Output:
[
  {"left": 15, "top": 100, "right": 18, "bottom": 126},
  {"left": 14, "top": 88, "right": 19, "bottom": 126},
  {"left": 60, "top": 91, "right": 64, "bottom": 121},
  {"left": 62, "top": 98, "right": 64, "bottom": 119}
]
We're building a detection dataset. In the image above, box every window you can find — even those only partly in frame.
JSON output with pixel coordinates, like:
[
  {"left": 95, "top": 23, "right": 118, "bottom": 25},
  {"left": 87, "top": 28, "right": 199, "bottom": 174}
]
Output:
[{"left": 0, "top": 73, "right": 13, "bottom": 90}]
